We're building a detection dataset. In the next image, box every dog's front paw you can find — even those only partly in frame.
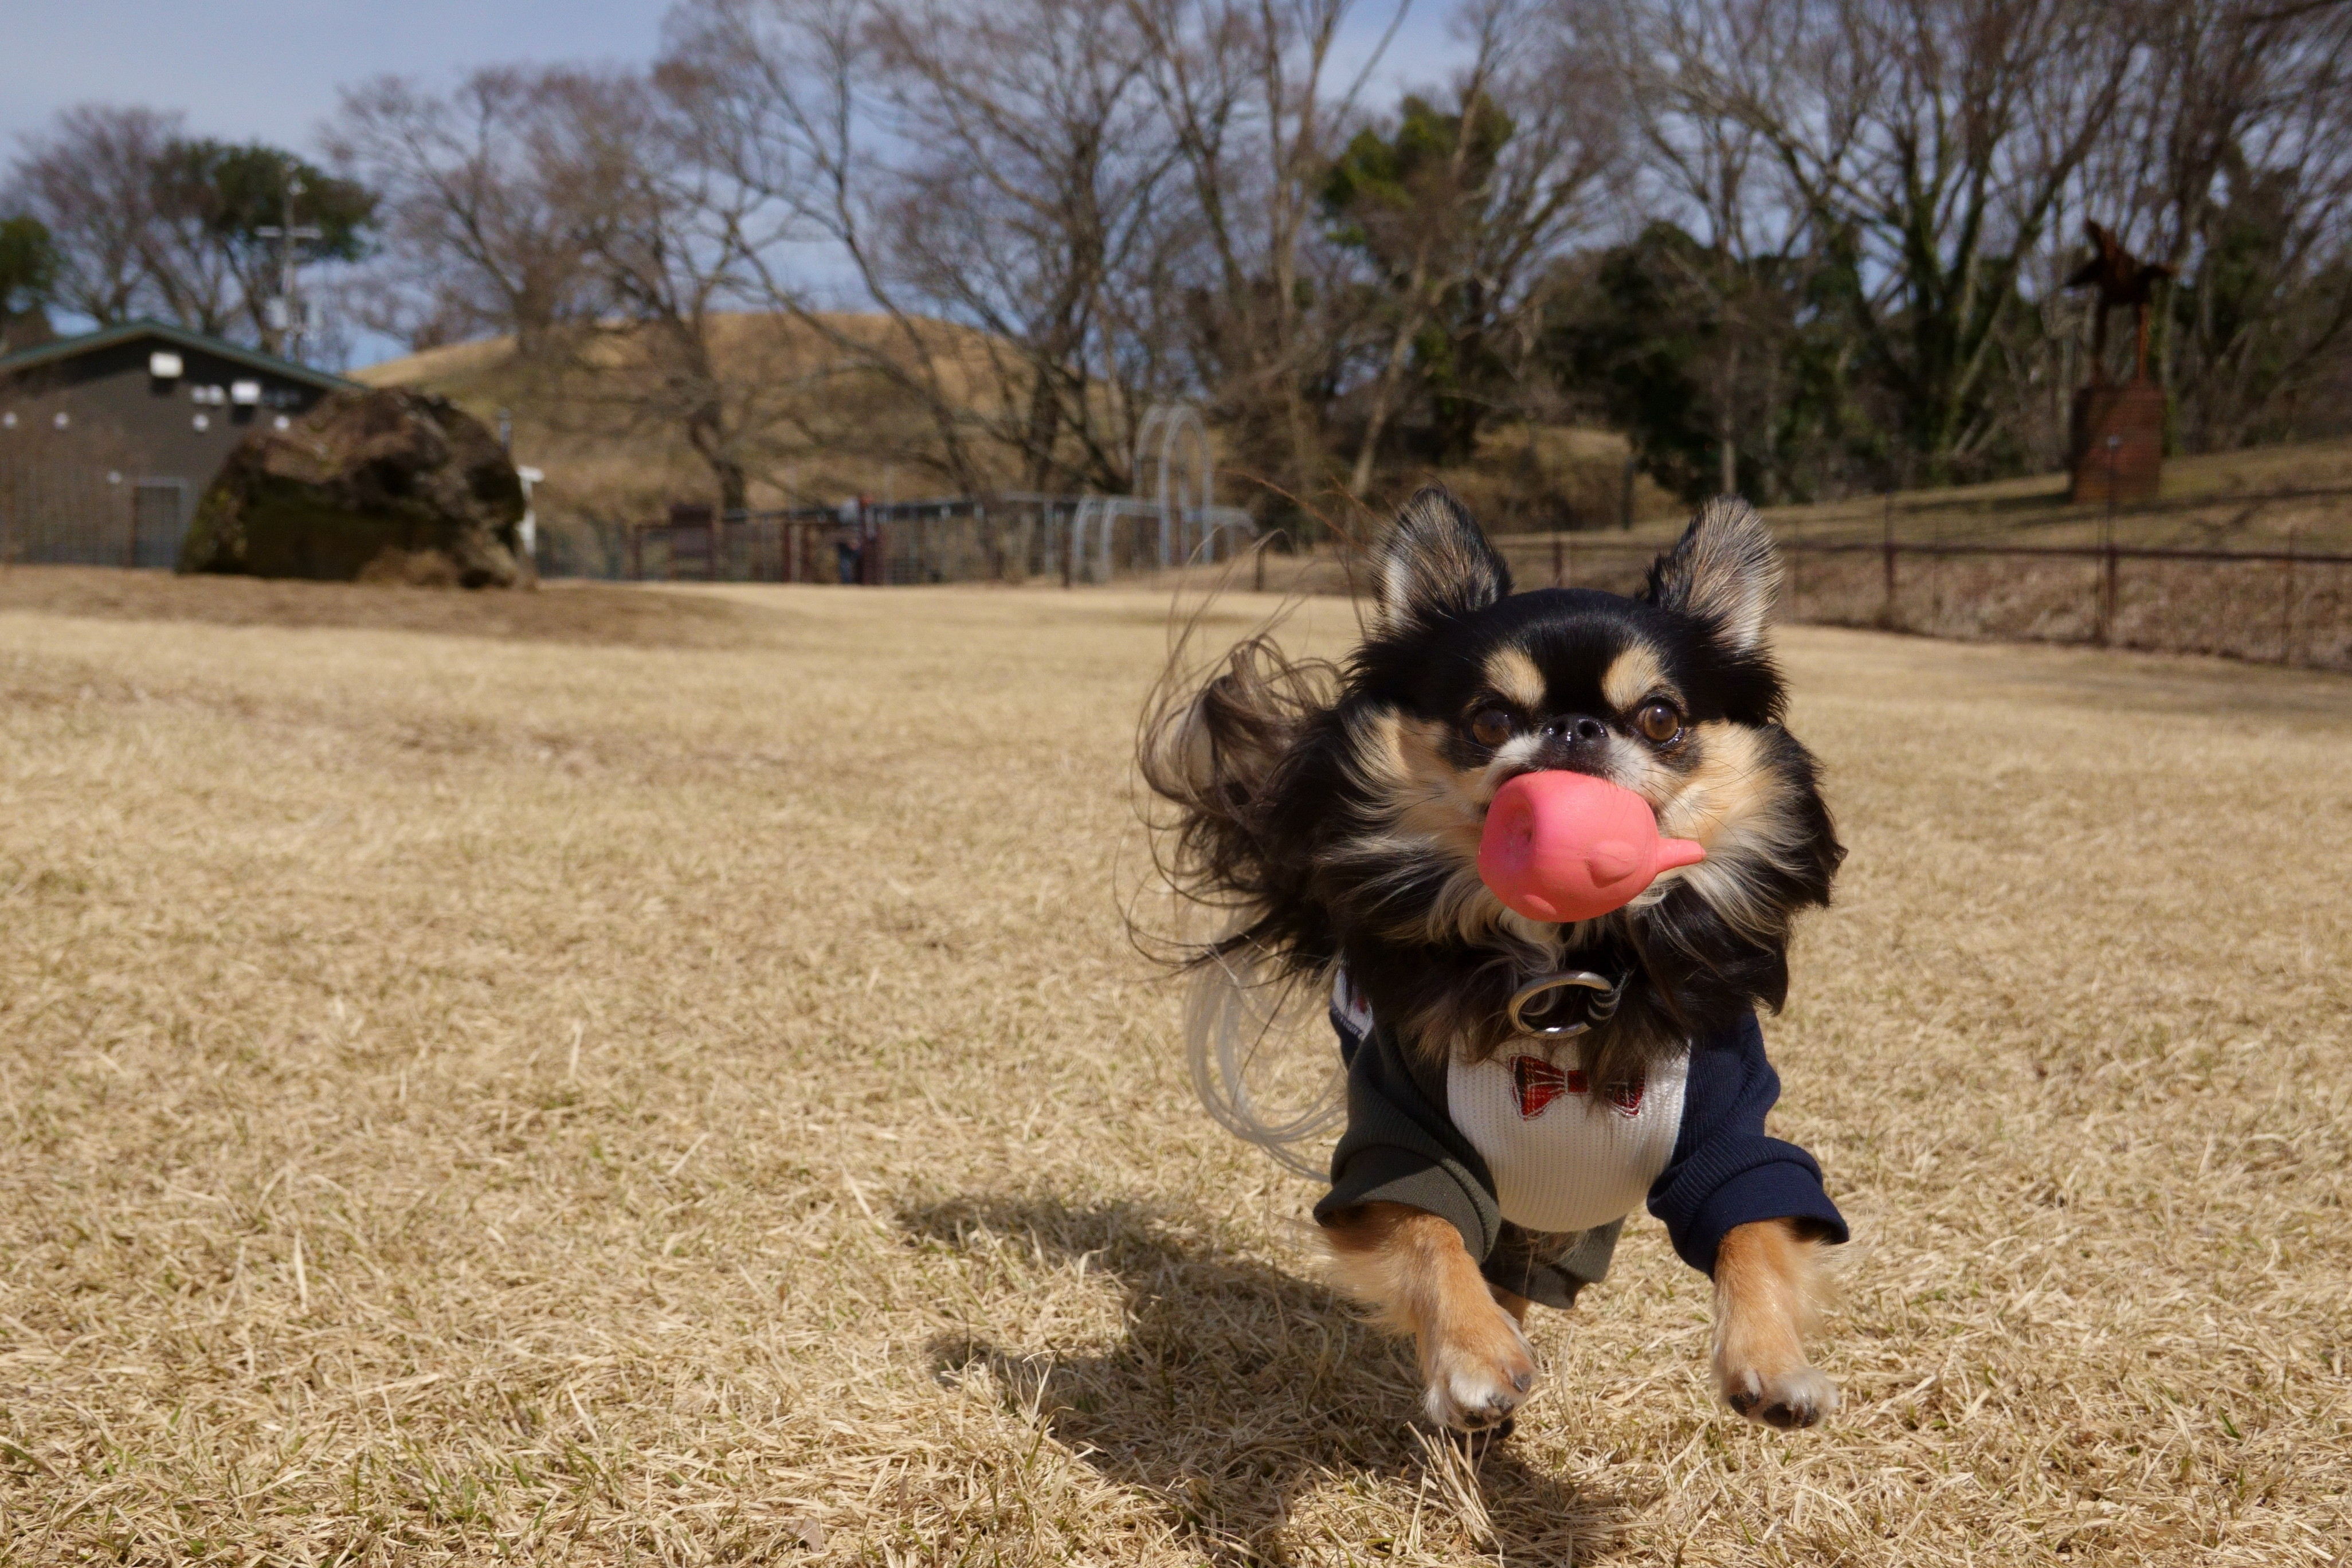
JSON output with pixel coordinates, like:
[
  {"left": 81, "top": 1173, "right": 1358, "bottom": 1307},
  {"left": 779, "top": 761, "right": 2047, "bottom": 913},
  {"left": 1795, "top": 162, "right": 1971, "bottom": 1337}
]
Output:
[
  {"left": 1719, "top": 1362, "right": 1837, "bottom": 1429},
  {"left": 1422, "top": 1306, "right": 1538, "bottom": 1431}
]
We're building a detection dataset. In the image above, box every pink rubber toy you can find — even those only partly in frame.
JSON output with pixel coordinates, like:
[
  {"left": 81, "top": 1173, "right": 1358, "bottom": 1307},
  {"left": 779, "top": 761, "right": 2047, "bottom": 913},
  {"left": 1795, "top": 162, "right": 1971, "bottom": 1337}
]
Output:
[{"left": 1477, "top": 771, "right": 1707, "bottom": 923}]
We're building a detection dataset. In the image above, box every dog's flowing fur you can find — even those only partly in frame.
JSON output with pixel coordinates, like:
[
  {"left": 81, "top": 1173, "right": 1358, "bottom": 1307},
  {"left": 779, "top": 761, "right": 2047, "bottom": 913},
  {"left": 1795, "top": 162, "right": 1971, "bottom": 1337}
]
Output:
[{"left": 1140, "top": 489, "right": 1845, "bottom": 1432}]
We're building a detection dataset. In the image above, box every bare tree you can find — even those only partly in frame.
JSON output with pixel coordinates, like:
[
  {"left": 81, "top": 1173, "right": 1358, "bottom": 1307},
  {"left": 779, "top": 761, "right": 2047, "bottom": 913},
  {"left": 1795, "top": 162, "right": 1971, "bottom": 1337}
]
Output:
[
  {"left": 1582, "top": 0, "right": 1811, "bottom": 494},
  {"left": 1616, "top": 0, "right": 2145, "bottom": 481},
  {"left": 338, "top": 63, "right": 805, "bottom": 513},
  {"left": 314, "top": 0, "right": 2352, "bottom": 516},
  {"left": 6, "top": 106, "right": 175, "bottom": 326},
  {"left": 1328, "top": 0, "right": 1620, "bottom": 495},
  {"left": 862, "top": 0, "right": 1182, "bottom": 493},
  {"left": 1134, "top": 0, "right": 1406, "bottom": 511},
  {"left": 663, "top": 0, "right": 999, "bottom": 496},
  {"left": 10, "top": 109, "right": 374, "bottom": 359},
  {"left": 2123, "top": 0, "right": 2352, "bottom": 448},
  {"left": 328, "top": 72, "right": 602, "bottom": 352},
  {"left": 570, "top": 68, "right": 798, "bottom": 514}
]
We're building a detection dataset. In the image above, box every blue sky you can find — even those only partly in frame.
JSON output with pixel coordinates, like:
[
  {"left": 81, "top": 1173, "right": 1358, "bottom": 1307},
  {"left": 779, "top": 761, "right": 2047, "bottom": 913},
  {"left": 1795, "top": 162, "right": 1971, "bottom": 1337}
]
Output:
[
  {"left": 3, "top": 0, "right": 1467, "bottom": 156},
  {"left": 3, "top": 0, "right": 1472, "bottom": 364},
  {"left": 0, "top": 1, "right": 673, "bottom": 151}
]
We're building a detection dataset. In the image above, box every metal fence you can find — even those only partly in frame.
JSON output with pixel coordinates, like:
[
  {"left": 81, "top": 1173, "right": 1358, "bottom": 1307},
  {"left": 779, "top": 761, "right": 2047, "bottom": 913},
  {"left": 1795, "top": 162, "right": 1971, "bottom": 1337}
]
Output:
[
  {"left": 1493, "top": 527, "right": 2352, "bottom": 672},
  {"left": 615, "top": 495, "right": 1257, "bottom": 586},
  {"left": 0, "top": 464, "right": 194, "bottom": 570},
  {"left": 4, "top": 446, "right": 2342, "bottom": 672}
]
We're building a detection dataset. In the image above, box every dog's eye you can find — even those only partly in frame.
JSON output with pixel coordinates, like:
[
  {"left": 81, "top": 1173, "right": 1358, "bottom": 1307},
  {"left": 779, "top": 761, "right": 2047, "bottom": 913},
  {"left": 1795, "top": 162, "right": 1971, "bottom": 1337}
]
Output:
[
  {"left": 1634, "top": 701, "right": 1683, "bottom": 743},
  {"left": 1468, "top": 706, "right": 1515, "bottom": 748}
]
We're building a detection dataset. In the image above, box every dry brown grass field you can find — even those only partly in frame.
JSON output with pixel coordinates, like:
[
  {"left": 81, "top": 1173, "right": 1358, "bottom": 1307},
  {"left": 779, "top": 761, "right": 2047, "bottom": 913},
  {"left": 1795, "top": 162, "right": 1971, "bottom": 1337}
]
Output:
[{"left": 1, "top": 569, "right": 2347, "bottom": 1566}]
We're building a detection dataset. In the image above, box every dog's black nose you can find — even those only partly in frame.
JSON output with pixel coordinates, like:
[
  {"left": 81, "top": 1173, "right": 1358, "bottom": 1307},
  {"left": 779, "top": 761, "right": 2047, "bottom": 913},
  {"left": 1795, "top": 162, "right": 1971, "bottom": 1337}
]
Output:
[{"left": 1542, "top": 715, "right": 1609, "bottom": 744}]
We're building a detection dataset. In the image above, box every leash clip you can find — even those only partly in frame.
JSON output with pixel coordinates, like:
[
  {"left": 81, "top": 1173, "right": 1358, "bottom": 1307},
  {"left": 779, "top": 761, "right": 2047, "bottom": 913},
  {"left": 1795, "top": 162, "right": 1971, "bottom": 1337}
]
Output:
[{"left": 1507, "top": 970, "right": 1623, "bottom": 1038}]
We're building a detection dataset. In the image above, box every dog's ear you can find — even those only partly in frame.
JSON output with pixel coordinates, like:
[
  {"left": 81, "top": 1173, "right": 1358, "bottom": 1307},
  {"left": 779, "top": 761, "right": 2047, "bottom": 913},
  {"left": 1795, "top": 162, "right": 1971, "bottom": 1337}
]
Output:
[
  {"left": 1643, "top": 497, "right": 1781, "bottom": 653},
  {"left": 1373, "top": 487, "right": 1512, "bottom": 632}
]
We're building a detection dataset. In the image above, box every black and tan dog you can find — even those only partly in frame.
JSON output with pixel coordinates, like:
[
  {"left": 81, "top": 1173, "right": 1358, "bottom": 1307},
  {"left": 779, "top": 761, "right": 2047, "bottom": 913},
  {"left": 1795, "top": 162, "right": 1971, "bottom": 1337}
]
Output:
[{"left": 1143, "top": 489, "right": 1848, "bottom": 1433}]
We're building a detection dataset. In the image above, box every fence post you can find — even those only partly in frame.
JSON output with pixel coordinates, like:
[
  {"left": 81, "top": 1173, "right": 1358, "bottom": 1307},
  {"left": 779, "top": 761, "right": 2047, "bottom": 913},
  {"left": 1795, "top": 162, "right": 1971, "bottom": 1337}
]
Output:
[
  {"left": 1881, "top": 493, "right": 1897, "bottom": 626},
  {"left": 2107, "top": 534, "right": 2126, "bottom": 644},
  {"left": 2101, "top": 534, "right": 2119, "bottom": 646},
  {"left": 2096, "top": 436, "right": 2120, "bottom": 645},
  {"left": 2282, "top": 528, "right": 2299, "bottom": 667},
  {"left": 1927, "top": 515, "right": 1941, "bottom": 633}
]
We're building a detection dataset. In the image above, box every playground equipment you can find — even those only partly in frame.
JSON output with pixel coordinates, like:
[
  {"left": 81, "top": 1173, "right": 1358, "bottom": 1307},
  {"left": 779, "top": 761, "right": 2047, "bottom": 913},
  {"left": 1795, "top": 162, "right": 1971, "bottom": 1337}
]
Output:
[{"left": 1066, "top": 402, "right": 1256, "bottom": 583}]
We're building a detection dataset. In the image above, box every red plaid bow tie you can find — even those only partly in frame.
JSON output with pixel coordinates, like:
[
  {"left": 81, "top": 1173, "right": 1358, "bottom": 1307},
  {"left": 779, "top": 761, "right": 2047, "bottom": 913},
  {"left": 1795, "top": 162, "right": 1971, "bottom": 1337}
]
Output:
[{"left": 1510, "top": 1056, "right": 1645, "bottom": 1119}]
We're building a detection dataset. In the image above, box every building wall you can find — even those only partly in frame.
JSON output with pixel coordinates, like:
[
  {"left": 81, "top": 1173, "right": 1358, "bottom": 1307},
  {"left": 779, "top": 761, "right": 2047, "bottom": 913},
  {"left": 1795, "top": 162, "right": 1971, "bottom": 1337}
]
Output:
[
  {"left": 1, "top": 336, "right": 338, "bottom": 494},
  {"left": 0, "top": 334, "right": 344, "bottom": 567}
]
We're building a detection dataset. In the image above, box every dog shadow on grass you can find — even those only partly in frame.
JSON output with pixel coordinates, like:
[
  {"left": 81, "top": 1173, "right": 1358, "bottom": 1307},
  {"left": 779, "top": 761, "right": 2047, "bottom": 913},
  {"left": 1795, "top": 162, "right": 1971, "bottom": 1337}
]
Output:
[{"left": 902, "top": 1193, "right": 1634, "bottom": 1565}]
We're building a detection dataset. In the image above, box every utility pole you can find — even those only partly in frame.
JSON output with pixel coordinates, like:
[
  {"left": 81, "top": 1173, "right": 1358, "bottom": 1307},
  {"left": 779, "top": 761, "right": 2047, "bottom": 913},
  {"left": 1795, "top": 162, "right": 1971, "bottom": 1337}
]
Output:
[{"left": 255, "top": 167, "right": 322, "bottom": 360}]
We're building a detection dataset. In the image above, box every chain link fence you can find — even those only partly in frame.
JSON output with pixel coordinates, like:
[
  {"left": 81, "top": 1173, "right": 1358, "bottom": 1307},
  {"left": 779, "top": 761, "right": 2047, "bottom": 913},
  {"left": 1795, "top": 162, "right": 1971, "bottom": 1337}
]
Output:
[
  {"left": 608, "top": 496, "right": 1255, "bottom": 586},
  {"left": 0, "top": 428, "right": 198, "bottom": 570}
]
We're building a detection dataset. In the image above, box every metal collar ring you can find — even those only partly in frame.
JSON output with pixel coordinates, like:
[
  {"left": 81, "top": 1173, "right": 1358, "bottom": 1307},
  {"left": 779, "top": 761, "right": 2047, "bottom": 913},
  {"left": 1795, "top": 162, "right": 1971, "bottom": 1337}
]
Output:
[{"left": 1507, "top": 970, "right": 1622, "bottom": 1037}]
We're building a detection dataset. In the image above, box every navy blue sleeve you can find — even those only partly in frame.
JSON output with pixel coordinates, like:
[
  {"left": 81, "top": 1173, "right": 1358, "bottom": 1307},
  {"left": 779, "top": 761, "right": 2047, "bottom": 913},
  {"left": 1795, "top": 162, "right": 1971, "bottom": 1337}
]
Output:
[{"left": 1647, "top": 1013, "right": 1848, "bottom": 1276}]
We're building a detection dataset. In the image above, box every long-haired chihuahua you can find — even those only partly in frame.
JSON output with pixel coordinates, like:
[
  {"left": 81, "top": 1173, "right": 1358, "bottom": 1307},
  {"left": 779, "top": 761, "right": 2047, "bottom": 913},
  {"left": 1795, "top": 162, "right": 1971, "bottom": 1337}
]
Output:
[{"left": 1142, "top": 489, "right": 1849, "bottom": 1435}]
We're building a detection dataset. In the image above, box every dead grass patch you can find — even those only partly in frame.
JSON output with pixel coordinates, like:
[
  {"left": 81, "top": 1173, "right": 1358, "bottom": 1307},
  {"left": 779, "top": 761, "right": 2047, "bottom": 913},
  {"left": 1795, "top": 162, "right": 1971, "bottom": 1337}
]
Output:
[
  {"left": 0, "top": 581, "right": 2346, "bottom": 1565},
  {"left": 0, "top": 566, "right": 793, "bottom": 649}
]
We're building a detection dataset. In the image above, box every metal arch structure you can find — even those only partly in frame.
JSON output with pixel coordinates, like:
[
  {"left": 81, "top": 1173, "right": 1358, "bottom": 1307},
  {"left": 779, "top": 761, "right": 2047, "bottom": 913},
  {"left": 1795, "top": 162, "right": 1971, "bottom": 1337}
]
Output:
[
  {"left": 1068, "top": 401, "right": 1254, "bottom": 580},
  {"left": 1068, "top": 495, "right": 1170, "bottom": 584},
  {"left": 1134, "top": 403, "right": 1216, "bottom": 568}
]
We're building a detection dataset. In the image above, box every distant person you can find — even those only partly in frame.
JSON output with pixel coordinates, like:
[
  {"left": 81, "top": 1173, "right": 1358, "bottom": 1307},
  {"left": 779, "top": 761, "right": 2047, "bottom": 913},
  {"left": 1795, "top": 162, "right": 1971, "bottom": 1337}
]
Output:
[{"left": 834, "top": 500, "right": 866, "bottom": 585}]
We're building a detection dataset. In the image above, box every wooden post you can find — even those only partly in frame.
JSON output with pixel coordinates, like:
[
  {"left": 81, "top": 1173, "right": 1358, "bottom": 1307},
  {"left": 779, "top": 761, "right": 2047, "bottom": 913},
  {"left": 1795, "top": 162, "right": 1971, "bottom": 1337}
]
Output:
[
  {"left": 1881, "top": 493, "right": 1897, "bottom": 626},
  {"left": 2107, "top": 434, "right": 2126, "bottom": 644},
  {"left": 1928, "top": 513, "right": 1942, "bottom": 634},
  {"left": 2101, "top": 535, "right": 2119, "bottom": 646},
  {"left": 2282, "top": 528, "right": 2299, "bottom": 667}
]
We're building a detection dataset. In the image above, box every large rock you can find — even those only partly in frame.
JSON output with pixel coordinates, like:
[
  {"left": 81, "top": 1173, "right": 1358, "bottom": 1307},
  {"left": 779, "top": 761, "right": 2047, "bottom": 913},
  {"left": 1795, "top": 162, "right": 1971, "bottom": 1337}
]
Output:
[{"left": 180, "top": 388, "right": 530, "bottom": 588}]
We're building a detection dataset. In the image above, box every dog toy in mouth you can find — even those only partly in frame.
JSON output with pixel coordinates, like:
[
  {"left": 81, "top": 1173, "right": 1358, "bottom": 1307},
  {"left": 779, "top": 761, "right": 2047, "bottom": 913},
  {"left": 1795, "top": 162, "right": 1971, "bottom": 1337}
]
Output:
[{"left": 1477, "top": 771, "right": 1707, "bottom": 923}]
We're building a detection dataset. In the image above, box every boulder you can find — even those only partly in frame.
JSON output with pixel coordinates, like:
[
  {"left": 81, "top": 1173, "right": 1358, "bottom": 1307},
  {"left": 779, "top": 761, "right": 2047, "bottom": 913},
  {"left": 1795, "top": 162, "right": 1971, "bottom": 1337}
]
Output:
[{"left": 179, "top": 388, "right": 530, "bottom": 588}]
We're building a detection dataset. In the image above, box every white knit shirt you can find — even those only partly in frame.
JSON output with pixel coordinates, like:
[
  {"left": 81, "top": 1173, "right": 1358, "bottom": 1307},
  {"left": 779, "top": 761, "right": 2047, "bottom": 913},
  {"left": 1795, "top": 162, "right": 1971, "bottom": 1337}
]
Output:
[{"left": 1336, "top": 971, "right": 1688, "bottom": 1234}]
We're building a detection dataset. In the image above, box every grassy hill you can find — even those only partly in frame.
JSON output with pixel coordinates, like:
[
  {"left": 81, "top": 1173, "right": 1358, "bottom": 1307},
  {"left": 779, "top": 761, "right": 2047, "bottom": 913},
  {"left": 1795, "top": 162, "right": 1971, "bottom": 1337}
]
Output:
[
  {"left": 348, "top": 314, "right": 1677, "bottom": 554},
  {"left": 352, "top": 312, "right": 1033, "bottom": 530},
  {"left": 351, "top": 318, "right": 2352, "bottom": 567}
]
